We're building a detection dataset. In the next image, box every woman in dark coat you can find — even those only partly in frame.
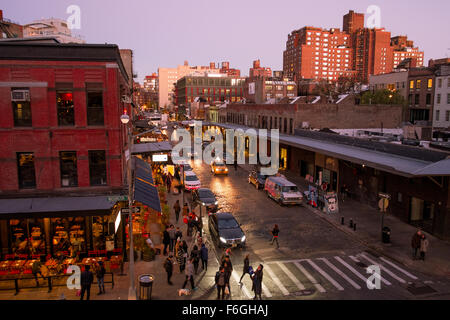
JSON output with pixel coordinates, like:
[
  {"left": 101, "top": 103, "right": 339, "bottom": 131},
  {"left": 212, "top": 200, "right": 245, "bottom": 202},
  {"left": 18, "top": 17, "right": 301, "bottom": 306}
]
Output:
[{"left": 251, "top": 264, "right": 264, "bottom": 300}]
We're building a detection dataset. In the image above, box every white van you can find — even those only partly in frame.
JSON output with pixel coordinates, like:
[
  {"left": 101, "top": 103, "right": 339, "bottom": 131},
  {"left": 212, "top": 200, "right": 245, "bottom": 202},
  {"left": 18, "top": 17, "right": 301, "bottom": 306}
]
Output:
[
  {"left": 264, "top": 176, "right": 303, "bottom": 206},
  {"left": 183, "top": 171, "right": 201, "bottom": 191}
]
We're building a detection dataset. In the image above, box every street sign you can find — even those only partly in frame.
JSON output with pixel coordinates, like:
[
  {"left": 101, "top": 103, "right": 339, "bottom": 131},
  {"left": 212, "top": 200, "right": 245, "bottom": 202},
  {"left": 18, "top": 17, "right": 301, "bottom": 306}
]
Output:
[
  {"left": 378, "top": 198, "right": 389, "bottom": 212},
  {"left": 108, "top": 195, "right": 128, "bottom": 202}
]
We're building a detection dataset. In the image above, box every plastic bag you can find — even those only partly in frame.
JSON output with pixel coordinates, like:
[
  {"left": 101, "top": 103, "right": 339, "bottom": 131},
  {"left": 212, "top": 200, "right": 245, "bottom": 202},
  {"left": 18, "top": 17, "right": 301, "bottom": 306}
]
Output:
[
  {"left": 76, "top": 289, "right": 81, "bottom": 297},
  {"left": 224, "top": 285, "right": 230, "bottom": 295}
]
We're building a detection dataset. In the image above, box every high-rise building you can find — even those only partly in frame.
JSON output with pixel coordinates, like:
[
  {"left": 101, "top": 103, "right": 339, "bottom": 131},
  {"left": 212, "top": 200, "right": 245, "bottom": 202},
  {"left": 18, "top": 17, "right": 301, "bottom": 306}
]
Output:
[
  {"left": 343, "top": 10, "right": 364, "bottom": 34},
  {"left": 391, "top": 36, "right": 424, "bottom": 69},
  {"left": 249, "top": 59, "right": 272, "bottom": 78}
]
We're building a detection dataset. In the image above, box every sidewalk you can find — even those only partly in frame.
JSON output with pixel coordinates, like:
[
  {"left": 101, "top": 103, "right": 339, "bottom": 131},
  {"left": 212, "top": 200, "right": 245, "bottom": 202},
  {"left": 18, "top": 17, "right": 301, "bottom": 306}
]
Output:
[{"left": 239, "top": 164, "right": 450, "bottom": 279}]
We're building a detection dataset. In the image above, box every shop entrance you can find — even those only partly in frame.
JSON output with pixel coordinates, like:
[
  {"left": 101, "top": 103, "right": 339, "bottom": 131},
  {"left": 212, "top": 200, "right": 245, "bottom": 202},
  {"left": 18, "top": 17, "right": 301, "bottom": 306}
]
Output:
[{"left": 280, "top": 148, "right": 288, "bottom": 170}]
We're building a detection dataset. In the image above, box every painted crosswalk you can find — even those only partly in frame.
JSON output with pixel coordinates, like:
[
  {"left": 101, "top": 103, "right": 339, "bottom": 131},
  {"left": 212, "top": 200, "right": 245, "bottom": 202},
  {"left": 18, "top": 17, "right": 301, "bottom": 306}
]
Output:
[{"left": 229, "top": 252, "right": 419, "bottom": 299}]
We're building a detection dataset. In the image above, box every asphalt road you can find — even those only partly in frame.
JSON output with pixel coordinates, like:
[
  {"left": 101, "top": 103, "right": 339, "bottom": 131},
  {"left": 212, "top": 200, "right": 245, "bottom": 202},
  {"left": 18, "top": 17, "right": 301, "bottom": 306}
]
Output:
[{"left": 182, "top": 158, "right": 450, "bottom": 300}]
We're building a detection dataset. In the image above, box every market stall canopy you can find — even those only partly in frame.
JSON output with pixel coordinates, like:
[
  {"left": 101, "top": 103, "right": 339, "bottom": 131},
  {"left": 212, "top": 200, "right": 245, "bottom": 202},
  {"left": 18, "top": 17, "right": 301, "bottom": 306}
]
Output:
[
  {"left": 131, "top": 141, "right": 173, "bottom": 154},
  {"left": 0, "top": 196, "right": 119, "bottom": 219},
  {"left": 133, "top": 157, "right": 162, "bottom": 212}
]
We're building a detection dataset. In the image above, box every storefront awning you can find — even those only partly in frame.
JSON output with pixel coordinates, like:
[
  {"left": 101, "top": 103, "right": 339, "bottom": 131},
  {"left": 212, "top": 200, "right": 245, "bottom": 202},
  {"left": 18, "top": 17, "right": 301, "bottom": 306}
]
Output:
[
  {"left": 131, "top": 141, "right": 173, "bottom": 154},
  {"left": 133, "top": 157, "right": 162, "bottom": 212},
  {"left": 0, "top": 195, "right": 118, "bottom": 219}
]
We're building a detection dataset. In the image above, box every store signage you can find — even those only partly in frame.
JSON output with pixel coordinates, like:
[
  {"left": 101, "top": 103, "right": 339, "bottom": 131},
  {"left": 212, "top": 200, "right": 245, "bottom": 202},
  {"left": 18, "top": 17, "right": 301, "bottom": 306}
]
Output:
[
  {"left": 108, "top": 195, "right": 128, "bottom": 202},
  {"left": 152, "top": 154, "right": 168, "bottom": 162}
]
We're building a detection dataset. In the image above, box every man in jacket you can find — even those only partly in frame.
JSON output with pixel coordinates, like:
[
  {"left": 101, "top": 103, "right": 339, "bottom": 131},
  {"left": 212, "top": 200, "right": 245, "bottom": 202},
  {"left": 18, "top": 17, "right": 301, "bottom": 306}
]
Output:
[
  {"left": 32, "top": 258, "right": 44, "bottom": 287},
  {"left": 411, "top": 229, "right": 422, "bottom": 260},
  {"left": 200, "top": 243, "right": 208, "bottom": 271},
  {"left": 163, "top": 227, "right": 171, "bottom": 256},
  {"left": 80, "top": 264, "right": 94, "bottom": 300},
  {"left": 168, "top": 225, "right": 176, "bottom": 253},
  {"left": 182, "top": 258, "right": 196, "bottom": 290},
  {"left": 419, "top": 234, "right": 429, "bottom": 261},
  {"left": 271, "top": 224, "right": 280, "bottom": 248},
  {"left": 164, "top": 254, "right": 174, "bottom": 285},
  {"left": 215, "top": 266, "right": 230, "bottom": 300}
]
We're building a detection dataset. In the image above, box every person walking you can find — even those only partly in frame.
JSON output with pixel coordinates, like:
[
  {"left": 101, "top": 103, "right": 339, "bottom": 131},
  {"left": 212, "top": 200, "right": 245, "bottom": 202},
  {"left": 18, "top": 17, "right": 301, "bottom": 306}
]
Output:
[
  {"left": 419, "top": 234, "right": 429, "bottom": 261},
  {"left": 95, "top": 261, "right": 106, "bottom": 295},
  {"left": 32, "top": 258, "right": 44, "bottom": 287},
  {"left": 175, "top": 227, "right": 183, "bottom": 241},
  {"left": 176, "top": 242, "right": 186, "bottom": 273},
  {"left": 80, "top": 264, "right": 94, "bottom": 300},
  {"left": 215, "top": 266, "right": 230, "bottom": 300},
  {"left": 221, "top": 257, "right": 233, "bottom": 292},
  {"left": 173, "top": 200, "right": 181, "bottom": 224},
  {"left": 182, "top": 258, "right": 196, "bottom": 290},
  {"left": 200, "top": 243, "right": 208, "bottom": 271},
  {"left": 271, "top": 224, "right": 280, "bottom": 248},
  {"left": 239, "top": 254, "right": 250, "bottom": 283},
  {"left": 251, "top": 264, "right": 264, "bottom": 300},
  {"left": 163, "top": 227, "right": 171, "bottom": 256},
  {"left": 163, "top": 254, "right": 174, "bottom": 285},
  {"left": 411, "top": 229, "right": 422, "bottom": 260},
  {"left": 166, "top": 174, "right": 172, "bottom": 194},
  {"left": 168, "top": 225, "right": 176, "bottom": 253},
  {"left": 190, "top": 245, "right": 200, "bottom": 275}
]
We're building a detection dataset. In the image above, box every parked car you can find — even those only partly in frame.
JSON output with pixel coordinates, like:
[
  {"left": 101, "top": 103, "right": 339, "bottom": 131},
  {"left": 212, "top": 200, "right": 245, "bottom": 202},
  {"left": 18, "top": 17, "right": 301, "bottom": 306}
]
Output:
[
  {"left": 192, "top": 188, "right": 218, "bottom": 212},
  {"left": 211, "top": 161, "right": 228, "bottom": 175},
  {"left": 264, "top": 176, "right": 303, "bottom": 205},
  {"left": 177, "top": 160, "right": 193, "bottom": 172},
  {"left": 208, "top": 212, "right": 246, "bottom": 248},
  {"left": 248, "top": 170, "right": 268, "bottom": 189},
  {"left": 183, "top": 171, "right": 201, "bottom": 191}
]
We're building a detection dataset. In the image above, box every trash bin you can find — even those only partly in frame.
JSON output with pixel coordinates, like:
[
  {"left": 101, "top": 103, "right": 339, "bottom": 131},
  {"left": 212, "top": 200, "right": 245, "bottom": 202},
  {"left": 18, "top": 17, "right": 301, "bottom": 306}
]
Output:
[
  {"left": 138, "top": 274, "right": 154, "bottom": 300},
  {"left": 382, "top": 227, "right": 391, "bottom": 243}
]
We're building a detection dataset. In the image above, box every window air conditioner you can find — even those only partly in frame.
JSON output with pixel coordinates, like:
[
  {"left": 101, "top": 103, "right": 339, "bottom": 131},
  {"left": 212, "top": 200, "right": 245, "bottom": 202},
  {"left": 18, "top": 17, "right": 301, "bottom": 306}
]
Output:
[{"left": 11, "top": 90, "right": 30, "bottom": 102}]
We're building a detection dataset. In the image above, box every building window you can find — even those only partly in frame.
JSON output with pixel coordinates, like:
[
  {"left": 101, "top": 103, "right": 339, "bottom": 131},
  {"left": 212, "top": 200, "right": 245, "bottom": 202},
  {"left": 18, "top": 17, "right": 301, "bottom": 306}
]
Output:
[
  {"left": 409, "top": 80, "right": 414, "bottom": 89},
  {"left": 427, "top": 79, "right": 432, "bottom": 89},
  {"left": 60, "top": 151, "right": 78, "bottom": 187},
  {"left": 87, "top": 91, "right": 104, "bottom": 126},
  {"left": 437, "top": 94, "right": 441, "bottom": 104},
  {"left": 414, "top": 94, "right": 419, "bottom": 105},
  {"left": 437, "top": 78, "right": 442, "bottom": 88},
  {"left": 426, "top": 93, "right": 431, "bottom": 105},
  {"left": 57, "top": 92, "right": 75, "bottom": 126},
  {"left": 435, "top": 110, "right": 440, "bottom": 121},
  {"left": 448, "top": 93, "right": 450, "bottom": 104},
  {"left": 446, "top": 111, "right": 450, "bottom": 122},
  {"left": 89, "top": 150, "right": 107, "bottom": 186},
  {"left": 12, "top": 96, "right": 32, "bottom": 127},
  {"left": 416, "top": 80, "right": 421, "bottom": 89},
  {"left": 17, "top": 152, "right": 36, "bottom": 189}
]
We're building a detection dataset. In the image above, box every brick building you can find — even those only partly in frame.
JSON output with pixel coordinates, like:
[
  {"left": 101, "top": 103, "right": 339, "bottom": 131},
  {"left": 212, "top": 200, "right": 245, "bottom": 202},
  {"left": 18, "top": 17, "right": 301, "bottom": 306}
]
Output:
[
  {"left": 219, "top": 62, "right": 241, "bottom": 77},
  {"left": 244, "top": 77, "right": 297, "bottom": 104},
  {"left": 249, "top": 59, "right": 272, "bottom": 79},
  {"left": 0, "top": 42, "right": 132, "bottom": 257}
]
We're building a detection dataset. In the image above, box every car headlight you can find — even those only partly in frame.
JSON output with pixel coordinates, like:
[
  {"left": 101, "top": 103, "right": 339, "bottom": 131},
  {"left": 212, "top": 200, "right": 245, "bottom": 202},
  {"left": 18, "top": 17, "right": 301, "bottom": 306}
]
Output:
[
  {"left": 241, "top": 235, "right": 246, "bottom": 242},
  {"left": 219, "top": 237, "right": 227, "bottom": 243},
  {"left": 214, "top": 201, "right": 218, "bottom": 205}
]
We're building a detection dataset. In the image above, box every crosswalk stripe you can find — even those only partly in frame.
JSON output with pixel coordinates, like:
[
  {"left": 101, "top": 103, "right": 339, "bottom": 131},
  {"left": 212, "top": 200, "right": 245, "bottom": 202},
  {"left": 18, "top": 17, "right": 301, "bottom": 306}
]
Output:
[
  {"left": 277, "top": 262, "right": 306, "bottom": 291},
  {"left": 305, "top": 259, "right": 344, "bottom": 291},
  {"left": 334, "top": 256, "right": 371, "bottom": 284},
  {"left": 379, "top": 257, "right": 418, "bottom": 280},
  {"left": 264, "top": 264, "right": 290, "bottom": 296},
  {"left": 293, "top": 262, "right": 326, "bottom": 293},
  {"left": 349, "top": 255, "right": 391, "bottom": 286},
  {"left": 359, "top": 253, "right": 406, "bottom": 284},
  {"left": 318, "top": 258, "right": 361, "bottom": 289},
  {"left": 231, "top": 270, "right": 252, "bottom": 299},
  {"left": 261, "top": 282, "right": 272, "bottom": 298}
]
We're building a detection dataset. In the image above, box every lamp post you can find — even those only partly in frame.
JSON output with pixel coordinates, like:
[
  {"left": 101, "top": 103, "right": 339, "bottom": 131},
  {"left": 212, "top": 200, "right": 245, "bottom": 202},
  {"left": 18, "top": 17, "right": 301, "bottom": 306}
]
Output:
[{"left": 121, "top": 111, "right": 136, "bottom": 300}]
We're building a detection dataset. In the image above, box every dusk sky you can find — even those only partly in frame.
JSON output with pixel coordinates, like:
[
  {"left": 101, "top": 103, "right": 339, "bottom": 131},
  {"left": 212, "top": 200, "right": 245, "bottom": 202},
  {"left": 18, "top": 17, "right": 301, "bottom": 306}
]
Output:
[{"left": 3, "top": 0, "right": 450, "bottom": 82}]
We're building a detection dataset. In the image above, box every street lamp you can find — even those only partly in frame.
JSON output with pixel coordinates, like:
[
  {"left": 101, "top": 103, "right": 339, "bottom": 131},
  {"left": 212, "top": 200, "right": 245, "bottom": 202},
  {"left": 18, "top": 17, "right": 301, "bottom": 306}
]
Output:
[{"left": 121, "top": 109, "right": 136, "bottom": 300}]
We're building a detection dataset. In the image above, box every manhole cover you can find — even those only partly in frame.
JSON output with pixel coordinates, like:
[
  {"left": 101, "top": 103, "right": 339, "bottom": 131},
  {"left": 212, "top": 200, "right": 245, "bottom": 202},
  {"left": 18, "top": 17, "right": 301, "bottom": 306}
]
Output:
[{"left": 407, "top": 284, "right": 437, "bottom": 296}]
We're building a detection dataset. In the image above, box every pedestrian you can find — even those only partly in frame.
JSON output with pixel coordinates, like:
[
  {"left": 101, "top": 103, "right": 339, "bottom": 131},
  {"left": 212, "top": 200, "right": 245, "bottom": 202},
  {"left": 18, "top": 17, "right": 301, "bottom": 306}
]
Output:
[
  {"left": 239, "top": 254, "right": 250, "bottom": 283},
  {"left": 411, "top": 229, "right": 422, "bottom": 260},
  {"left": 163, "top": 227, "right": 171, "bottom": 255},
  {"left": 220, "top": 248, "right": 232, "bottom": 264},
  {"left": 95, "top": 261, "right": 106, "bottom": 295},
  {"left": 173, "top": 200, "right": 181, "bottom": 223},
  {"left": 176, "top": 242, "right": 186, "bottom": 273},
  {"left": 182, "top": 258, "right": 196, "bottom": 290},
  {"left": 251, "top": 264, "right": 264, "bottom": 300},
  {"left": 271, "top": 224, "right": 280, "bottom": 248},
  {"left": 168, "top": 225, "right": 176, "bottom": 252},
  {"left": 166, "top": 174, "right": 172, "bottom": 194},
  {"left": 215, "top": 266, "right": 229, "bottom": 300},
  {"left": 419, "top": 234, "right": 429, "bottom": 261},
  {"left": 200, "top": 243, "right": 208, "bottom": 271},
  {"left": 190, "top": 245, "right": 200, "bottom": 275},
  {"left": 32, "top": 258, "right": 44, "bottom": 287},
  {"left": 221, "top": 257, "right": 233, "bottom": 292},
  {"left": 80, "top": 264, "right": 94, "bottom": 300},
  {"left": 164, "top": 254, "right": 174, "bottom": 285},
  {"left": 175, "top": 227, "right": 183, "bottom": 241}
]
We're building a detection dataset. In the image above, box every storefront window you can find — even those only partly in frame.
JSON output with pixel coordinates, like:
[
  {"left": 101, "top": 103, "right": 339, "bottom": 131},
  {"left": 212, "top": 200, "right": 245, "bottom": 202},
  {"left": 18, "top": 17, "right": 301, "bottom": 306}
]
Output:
[
  {"left": 51, "top": 217, "right": 86, "bottom": 256},
  {"left": 9, "top": 218, "right": 45, "bottom": 256},
  {"left": 17, "top": 152, "right": 36, "bottom": 189},
  {"left": 57, "top": 91, "right": 75, "bottom": 126},
  {"left": 9, "top": 219, "right": 28, "bottom": 254},
  {"left": 92, "top": 216, "right": 107, "bottom": 250}
]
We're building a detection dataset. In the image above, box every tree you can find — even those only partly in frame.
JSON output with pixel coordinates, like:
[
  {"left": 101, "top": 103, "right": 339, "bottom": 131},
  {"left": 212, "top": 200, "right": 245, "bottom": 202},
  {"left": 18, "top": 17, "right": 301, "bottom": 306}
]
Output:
[{"left": 360, "top": 89, "right": 406, "bottom": 105}]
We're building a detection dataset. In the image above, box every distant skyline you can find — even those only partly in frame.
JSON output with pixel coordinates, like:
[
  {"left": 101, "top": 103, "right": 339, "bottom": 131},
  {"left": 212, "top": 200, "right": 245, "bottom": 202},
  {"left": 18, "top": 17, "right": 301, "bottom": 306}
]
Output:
[{"left": 3, "top": 0, "right": 450, "bottom": 83}]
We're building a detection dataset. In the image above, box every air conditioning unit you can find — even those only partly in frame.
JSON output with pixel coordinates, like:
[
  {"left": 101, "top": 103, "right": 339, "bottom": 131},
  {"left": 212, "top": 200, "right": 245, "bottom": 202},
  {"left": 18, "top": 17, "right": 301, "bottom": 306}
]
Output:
[{"left": 11, "top": 90, "right": 30, "bottom": 102}]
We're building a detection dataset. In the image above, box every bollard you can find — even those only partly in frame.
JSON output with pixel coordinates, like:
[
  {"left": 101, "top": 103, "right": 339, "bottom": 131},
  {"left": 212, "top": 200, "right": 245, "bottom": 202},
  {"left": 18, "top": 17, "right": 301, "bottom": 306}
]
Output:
[
  {"left": 353, "top": 223, "right": 356, "bottom": 231},
  {"left": 341, "top": 217, "right": 344, "bottom": 225},
  {"left": 349, "top": 219, "right": 353, "bottom": 228},
  {"left": 14, "top": 278, "right": 19, "bottom": 295},
  {"left": 47, "top": 276, "right": 52, "bottom": 293}
]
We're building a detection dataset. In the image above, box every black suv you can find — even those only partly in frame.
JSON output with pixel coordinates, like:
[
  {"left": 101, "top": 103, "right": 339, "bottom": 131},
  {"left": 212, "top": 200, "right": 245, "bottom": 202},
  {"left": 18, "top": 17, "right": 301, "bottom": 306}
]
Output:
[
  {"left": 192, "top": 188, "right": 218, "bottom": 213},
  {"left": 208, "top": 212, "right": 246, "bottom": 248}
]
